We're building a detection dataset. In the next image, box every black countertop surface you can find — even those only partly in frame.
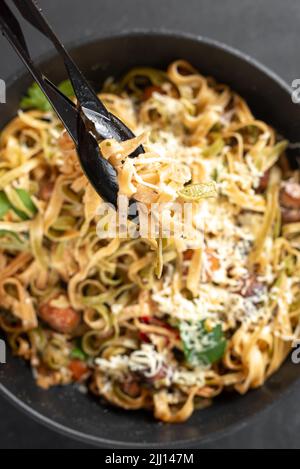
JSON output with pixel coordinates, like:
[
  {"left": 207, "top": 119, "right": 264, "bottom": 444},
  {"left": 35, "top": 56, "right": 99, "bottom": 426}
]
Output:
[{"left": 0, "top": 0, "right": 300, "bottom": 449}]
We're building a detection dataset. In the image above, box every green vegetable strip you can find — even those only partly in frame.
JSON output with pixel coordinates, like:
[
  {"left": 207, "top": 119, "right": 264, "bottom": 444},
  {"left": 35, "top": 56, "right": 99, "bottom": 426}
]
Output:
[
  {"left": 0, "top": 192, "right": 12, "bottom": 218},
  {"left": 20, "top": 80, "right": 75, "bottom": 111},
  {"left": 0, "top": 188, "right": 37, "bottom": 221},
  {"left": 70, "top": 347, "right": 88, "bottom": 361},
  {"left": 15, "top": 189, "right": 37, "bottom": 216},
  {"left": 179, "top": 320, "right": 227, "bottom": 366}
]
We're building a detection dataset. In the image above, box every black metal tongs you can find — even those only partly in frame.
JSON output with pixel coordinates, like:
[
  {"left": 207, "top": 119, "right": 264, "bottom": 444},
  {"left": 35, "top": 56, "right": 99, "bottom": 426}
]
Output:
[{"left": 0, "top": 0, "right": 144, "bottom": 207}]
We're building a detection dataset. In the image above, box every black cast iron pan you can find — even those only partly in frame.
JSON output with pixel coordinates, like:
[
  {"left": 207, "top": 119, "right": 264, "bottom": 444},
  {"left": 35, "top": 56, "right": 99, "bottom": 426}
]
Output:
[{"left": 0, "top": 30, "right": 300, "bottom": 448}]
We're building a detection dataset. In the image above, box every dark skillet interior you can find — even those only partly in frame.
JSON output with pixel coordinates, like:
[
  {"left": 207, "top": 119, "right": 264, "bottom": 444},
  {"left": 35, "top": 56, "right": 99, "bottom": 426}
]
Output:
[{"left": 0, "top": 31, "right": 300, "bottom": 448}]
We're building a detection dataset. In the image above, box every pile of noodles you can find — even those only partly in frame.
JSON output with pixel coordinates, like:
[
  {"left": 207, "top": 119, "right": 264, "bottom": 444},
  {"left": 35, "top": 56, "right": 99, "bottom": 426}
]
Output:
[{"left": 0, "top": 60, "right": 299, "bottom": 423}]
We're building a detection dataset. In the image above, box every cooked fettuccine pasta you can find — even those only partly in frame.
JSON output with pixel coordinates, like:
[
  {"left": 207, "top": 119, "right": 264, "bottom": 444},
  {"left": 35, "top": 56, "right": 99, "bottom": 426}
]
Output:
[{"left": 0, "top": 61, "right": 299, "bottom": 423}]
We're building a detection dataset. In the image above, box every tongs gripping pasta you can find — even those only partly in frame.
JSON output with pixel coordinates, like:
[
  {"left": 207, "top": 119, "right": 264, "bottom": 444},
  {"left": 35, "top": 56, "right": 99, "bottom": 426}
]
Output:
[{"left": 0, "top": 0, "right": 144, "bottom": 207}]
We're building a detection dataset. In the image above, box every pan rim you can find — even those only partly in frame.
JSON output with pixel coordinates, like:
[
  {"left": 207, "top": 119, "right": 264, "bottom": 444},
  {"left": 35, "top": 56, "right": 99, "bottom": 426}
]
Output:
[{"left": 0, "top": 28, "right": 297, "bottom": 448}]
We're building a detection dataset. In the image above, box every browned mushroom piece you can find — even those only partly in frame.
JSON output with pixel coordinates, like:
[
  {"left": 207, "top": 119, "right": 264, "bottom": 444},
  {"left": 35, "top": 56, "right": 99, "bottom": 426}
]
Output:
[
  {"left": 143, "top": 85, "right": 165, "bottom": 101},
  {"left": 240, "top": 274, "right": 265, "bottom": 299},
  {"left": 281, "top": 207, "right": 300, "bottom": 224},
  {"left": 256, "top": 170, "right": 270, "bottom": 193},
  {"left": 39, "top": 181, "right": 55, "bottom": 202},
  {"left": 121, "top": 379, "right": 141, "bottom": 398},
  {"left": 39, "top": 303, "right": 81, "bottom": 334},
  {"left": 280, "top": 181, "right": 300, "bottom": 224}
]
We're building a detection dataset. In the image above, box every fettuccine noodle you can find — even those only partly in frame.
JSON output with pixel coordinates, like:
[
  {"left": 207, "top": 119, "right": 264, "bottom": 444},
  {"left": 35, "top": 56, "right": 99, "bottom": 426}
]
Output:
[{"left": 0, "top": 61, "right": 299, "bottom": 423}]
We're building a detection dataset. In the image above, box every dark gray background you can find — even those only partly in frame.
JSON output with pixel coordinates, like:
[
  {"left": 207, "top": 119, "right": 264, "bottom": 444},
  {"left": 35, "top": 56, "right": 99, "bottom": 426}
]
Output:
[{"left": 0, "top": 0, "right": 300, "bottom": 449}]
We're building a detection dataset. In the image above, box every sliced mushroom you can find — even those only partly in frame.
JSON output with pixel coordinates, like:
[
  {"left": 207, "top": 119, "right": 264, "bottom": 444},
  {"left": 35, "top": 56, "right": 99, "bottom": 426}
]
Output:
[{"left": 280, "top": 181, "right": 300, "bottom": 224}]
